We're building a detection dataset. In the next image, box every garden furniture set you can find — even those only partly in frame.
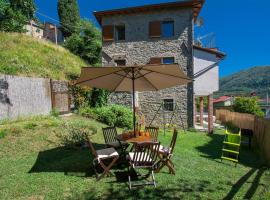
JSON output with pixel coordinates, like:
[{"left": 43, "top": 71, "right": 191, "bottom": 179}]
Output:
[{"left": 86, "top": 127, "right": 178, "bottom": 188}]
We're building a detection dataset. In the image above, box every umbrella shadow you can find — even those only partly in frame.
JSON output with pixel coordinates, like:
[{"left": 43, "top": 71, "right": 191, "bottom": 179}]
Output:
[{"left": 29, "top": 143, "right": 106, "bottom": 177}]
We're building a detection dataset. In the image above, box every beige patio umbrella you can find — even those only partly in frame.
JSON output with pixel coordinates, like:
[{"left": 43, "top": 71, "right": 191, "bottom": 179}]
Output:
[{"left": 76, "top": 64, "right": 192, "bottom": 134}]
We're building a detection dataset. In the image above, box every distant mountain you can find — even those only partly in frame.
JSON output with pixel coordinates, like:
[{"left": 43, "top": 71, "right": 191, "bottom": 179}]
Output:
[{"left": 215, "top": 66, "right": 270, "bottom": 98}]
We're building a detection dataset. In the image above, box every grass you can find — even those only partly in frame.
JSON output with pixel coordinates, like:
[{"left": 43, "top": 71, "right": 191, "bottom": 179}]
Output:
[
  {"left": 0, "top": 32, "right": 86, "bottom": 80},
  {"left": 0, "top": 115, "right": 269, "bottom": 200}
]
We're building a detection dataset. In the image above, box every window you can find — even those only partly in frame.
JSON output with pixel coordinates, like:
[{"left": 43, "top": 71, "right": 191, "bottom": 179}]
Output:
[
  {"left": 162, "top": 21, "right": 174, "bottom": 38},
  {"left": 149, "top": 21, "right": 161, "bottom": 38},
  {"left": 115, "top": 59, "right": 126, "bottom": 66},
  {"left": 163, "top": 99, "right": 174, "bottom": 111},
  {"left": 102, "top": 25, "right": 114, "bottom": 41},
  {"left": 115, "top": 25, "right": 125, "bottom": 41},
  {"left": 36, "top": 28, "right": 40, "bottom": 33},
  {"left": 162, "top": 57, "right": 175, "bottom": 64},
  {"left": 149, "top": 20, "right": 174, "bottom": 38}
]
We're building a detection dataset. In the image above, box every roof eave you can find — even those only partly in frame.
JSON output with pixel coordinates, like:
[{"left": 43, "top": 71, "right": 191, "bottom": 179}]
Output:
[
  {"left": 193, "top": 45, "right": 226, "bottom": 59},
  {"left": 94, "top": 0, "right": 205, "bottom": 25}
]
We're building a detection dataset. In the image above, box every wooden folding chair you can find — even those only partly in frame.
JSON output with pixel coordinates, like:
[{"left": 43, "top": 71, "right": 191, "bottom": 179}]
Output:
[
  {"left": 127, "top": 142, "right": 160, "bottom": 189},
  {"left": 155, "top": 128, "right": 178, "bottom": 174},
  {"left": 102, "top": 127, "right": 129, "bottom": 154},
  {"left": 145, "top": 126, "right": 159, "bottom": 142},
  {"left": 86, "top": 137, "right": 119, "bottom": 181}
]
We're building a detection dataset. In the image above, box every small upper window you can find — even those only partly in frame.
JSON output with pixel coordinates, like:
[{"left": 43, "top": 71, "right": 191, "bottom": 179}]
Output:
[
  {"left": 36, "top": 28, "right": 40, "bottom": 33},
  {"left": 162, "top": 57, "right": 175, "bottom": 64},
  {"left": 115, "top": 59, "right": 126, "bottom": 66},
  {"left": 115, "top": 25, "right": 125, "bottom": 41},
  {"left": 163, "top": 99, "right": 174, "bottom": 111},
  {"left": 162, "top": 21, "right": 174, "bottom": 38}
]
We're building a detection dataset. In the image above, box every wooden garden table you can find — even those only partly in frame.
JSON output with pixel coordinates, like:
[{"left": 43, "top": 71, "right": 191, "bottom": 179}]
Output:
[{"left": 116, "top": 132, "right": 153, "bottom": 144}]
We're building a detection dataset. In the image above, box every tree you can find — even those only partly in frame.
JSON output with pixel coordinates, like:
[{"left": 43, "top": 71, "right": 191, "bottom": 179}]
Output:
[
  {"left": 0, "top": 0, "right": 27, "bottom": 32},
  {"left": 65, "top": 19, "right": 106, "bottom": 108},
  {"left": 233, "top": 97, "right": 264, "bottom": 117},
  {"left": 57, "top": 0, "right": 80, "bottom": 37},
  {"left": 64, "top": 19, "right": 101, "bottom": 64},
  {"left": 9, "top": 0, "right": 36, "bottom": 20}
]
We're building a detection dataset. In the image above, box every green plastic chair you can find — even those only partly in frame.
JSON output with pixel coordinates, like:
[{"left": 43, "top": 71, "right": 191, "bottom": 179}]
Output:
[{"left": 221, "top": 129, "right": 241, "bottom": 166}]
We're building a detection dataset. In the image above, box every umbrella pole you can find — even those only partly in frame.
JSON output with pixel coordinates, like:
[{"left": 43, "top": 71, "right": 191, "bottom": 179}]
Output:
[{"left": 132, "top": 68, "right": 136, "bottom": 137}]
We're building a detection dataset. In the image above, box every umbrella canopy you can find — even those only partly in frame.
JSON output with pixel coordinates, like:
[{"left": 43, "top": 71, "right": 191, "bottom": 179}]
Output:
[
  {"left": 76, "top": 64, "right": 191, "bottom": 91},
  {"left": 76, "top": 64, "right": 192, "bottom": 134}
]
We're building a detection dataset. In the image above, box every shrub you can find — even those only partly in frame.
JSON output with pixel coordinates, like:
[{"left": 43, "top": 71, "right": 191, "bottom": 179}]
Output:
[
  {"left": 79, "top": 105, "right": 133, "bottom": 129},
  {"left": 50, "top": 109, "right": 60, "bottom": 117},
  {"left": 23, "top": 122, "right": 38, "bottom": 130},
  {"left": 0, "top": 129, "right": 7, "bottom": 139},
  {"left": 56, "top": 121, "right": 97, "bottom": 148},
  {"left": 233, "top": 97, "right": 264, "bottom": 117}
]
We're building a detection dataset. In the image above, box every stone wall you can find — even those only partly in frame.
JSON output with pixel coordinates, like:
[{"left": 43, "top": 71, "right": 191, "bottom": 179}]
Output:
[
  {"left": 102, "top": 8, "right": 194, "bottom": 128},
  {"left": 0, "top": 74, "right": 70, "bottom": 120},
  {"left": 0, "top": 74, "right": 52, "bottom": 120}
]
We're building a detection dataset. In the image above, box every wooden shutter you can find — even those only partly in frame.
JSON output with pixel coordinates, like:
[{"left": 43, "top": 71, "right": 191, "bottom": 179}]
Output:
[
  {"left": 102, "top": 25, "right": 114, "bottom": 41},
  {"left": 148, "top": 57, "right": 162, "bottom": 64},
  {"left": 149, "top": 21, "right": 161, "bottom": 38}
]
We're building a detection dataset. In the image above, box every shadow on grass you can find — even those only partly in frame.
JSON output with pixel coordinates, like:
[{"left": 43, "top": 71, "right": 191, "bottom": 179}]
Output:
[
  {"left": 67, "top": 178, "right": 217, "bottom": 200},
  {"left": 196, "top": 132, "right": 261, "bottom": 168},
  {"left": 28, "top": 143, "right": 110, "bottom": 177},
  {"left": 195, "top": 132, "right": 268, "bottom": 199},
  {"left": 223, "top": 167, "right": 267, "bottom": 200}
]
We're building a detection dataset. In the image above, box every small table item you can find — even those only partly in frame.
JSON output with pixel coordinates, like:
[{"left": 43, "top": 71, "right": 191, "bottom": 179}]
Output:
[{"left": 116, "top": 131, "right": 153, "bottom": 144}]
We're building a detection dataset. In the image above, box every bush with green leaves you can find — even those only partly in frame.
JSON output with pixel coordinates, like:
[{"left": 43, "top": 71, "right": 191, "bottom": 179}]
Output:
[
  {"left": 0, "top": 129, "right": 7, "bottom": 139},
  {"left": 79, "top": 105, "right": 133, "bottom": 129},
  {"left": 56, "top": 121, "right": 97, "bottom": 147},
  {"left": 233, "top": 97, "right": 264, "bottom": 117},
  {"left": 50, "top": 108, "right": 60, "bottom": 117}
]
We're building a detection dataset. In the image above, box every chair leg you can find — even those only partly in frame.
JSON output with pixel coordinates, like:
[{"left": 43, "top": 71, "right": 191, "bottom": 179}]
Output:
[
  {"left": 96, "top": 156, "right": 118, "bottom": 181},
  {"left": 151, "top": 170, "right": 156, "bottom": 188},
  {"left": 128, "top": 166, "right": 132, "bottom": 190}
]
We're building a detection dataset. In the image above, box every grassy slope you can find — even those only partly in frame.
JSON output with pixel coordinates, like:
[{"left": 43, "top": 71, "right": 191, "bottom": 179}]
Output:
[
  {"left": 0, "top": 115, "right": 269, "bottom": 200},
  {"left": 216, "top": 66, "right": 270, "bottom": 98},
  {"left": 0, "top": 32, "right": 86, "bottom": 80}
]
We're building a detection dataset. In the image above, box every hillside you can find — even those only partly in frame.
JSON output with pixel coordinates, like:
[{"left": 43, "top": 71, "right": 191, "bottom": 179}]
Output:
[
  {"left": 216, "top": 66, "right": 270, "bottom": 98},
  {"left": 0, "top": 32, "right": 86, "bottom": 80}
]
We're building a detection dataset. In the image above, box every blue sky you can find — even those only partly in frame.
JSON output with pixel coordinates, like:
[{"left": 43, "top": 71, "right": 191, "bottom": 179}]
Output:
[{"left": 35, "top": 0, "right": 270, "bottom": 77}]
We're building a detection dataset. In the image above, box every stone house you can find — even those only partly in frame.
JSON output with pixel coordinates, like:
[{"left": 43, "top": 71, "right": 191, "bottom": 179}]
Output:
[
  {"left": 94, "top": 0, "right": 219, "bottom": 130},
  {"left": 43, "top": 22, "right": 64, "bottom": 44},
  {"left": 24, "top": 20, "right": 44, "bottom": 39}
]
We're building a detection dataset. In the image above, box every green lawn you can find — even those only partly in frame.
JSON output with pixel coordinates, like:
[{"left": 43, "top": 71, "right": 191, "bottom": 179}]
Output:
[{"left": 0, "top": 115, "right": 269, "bottom": 200}]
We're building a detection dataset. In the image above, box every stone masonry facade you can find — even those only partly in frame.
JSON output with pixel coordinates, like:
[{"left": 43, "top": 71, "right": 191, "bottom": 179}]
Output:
[{"left": 102, "top": 8, "right": 194, "bottom": 128}]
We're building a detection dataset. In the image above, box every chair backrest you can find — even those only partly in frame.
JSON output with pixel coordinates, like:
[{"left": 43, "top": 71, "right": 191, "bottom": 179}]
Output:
[
  {"left": 131, "top": 142, "right": 160, "bottom": 168},
  {"left": 169, "top": 128, "right": 178, "bottom": 154},
  {"left": 145, "top": 127, "right": 159, "bottom": 142},
  {"left": 85, "top": 136, "right": 97, "bottom": 158},
  {"left": 102, "top": 127, "right": 118, "bottom": 144}
]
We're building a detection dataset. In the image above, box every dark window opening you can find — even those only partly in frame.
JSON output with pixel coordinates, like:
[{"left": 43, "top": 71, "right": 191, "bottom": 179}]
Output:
[
  {"left": 163, "top": 99, "right": 174, "bottom": 111},
  {"left": 115, "top": 59, "right": 126, "bottom": 66},
  {"left": 162, "top": 57, "right": 175, "bottom": 64},
  {"left": 162, "top": 21, "right": 174, "bottom": 38},
  {"left": 115, "top": 25, "right": 125, "bottom": 41}
]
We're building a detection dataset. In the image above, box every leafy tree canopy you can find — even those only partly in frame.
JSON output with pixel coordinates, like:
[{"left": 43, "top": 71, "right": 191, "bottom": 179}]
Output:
[
  {"left": 233, "top": 97, "right": 264, "bottom": 117},
  {"left": 64, "top": 19, "right": 101, "bottom": 65},
  {"left": 57, "top": 0, "right": 80, "bottom": 37},
  {"left": 9, "top": 0, "right": 35, "bottom": 20},
  {"left": 0, "top": 0, "right": 27, "bottom": 32}
]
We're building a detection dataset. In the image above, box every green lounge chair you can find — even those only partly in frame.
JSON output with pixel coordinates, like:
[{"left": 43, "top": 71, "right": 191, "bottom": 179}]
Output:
[{"left": 221, "top": 129, "right": 241, "bottom": 166}]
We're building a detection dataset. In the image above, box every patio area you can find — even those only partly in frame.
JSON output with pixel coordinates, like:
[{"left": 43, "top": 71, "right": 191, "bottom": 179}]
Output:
[{"left": 0, "top": 115, "right": 269, "bottom": 200}]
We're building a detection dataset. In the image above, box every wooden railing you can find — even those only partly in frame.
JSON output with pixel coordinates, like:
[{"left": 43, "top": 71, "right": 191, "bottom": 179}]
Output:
[{"left": 216, "top": 109, "right": 270, "bottom": 166}]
